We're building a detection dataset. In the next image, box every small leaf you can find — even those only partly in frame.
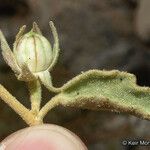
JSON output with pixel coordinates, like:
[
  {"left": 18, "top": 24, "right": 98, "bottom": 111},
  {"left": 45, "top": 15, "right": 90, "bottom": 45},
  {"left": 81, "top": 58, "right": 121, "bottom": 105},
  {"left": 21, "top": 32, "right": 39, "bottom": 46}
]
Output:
[{"left": 55, "top": 70, "right": 150, "bottom": 120}]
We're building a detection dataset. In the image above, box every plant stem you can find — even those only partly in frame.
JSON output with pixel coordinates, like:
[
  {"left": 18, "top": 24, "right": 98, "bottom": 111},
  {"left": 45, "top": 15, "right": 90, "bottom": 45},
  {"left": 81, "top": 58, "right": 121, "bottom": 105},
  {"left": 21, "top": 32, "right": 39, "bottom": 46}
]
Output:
[
  {"left": 38, "top": 96, "right": 60, "bottom": 120},
  {"left": 28, "top": 80, "right": 41, "bottom": 115},
  {"left": 0, "top": 84, "right": 37, "bottom": 126}
]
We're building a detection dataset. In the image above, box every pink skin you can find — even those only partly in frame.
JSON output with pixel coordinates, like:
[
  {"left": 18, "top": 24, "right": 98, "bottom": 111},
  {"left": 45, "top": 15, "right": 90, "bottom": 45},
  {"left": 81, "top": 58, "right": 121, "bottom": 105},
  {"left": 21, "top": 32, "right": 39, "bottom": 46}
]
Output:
[{"left": 1, "top": 124, "right": 87, "bottom": 150}]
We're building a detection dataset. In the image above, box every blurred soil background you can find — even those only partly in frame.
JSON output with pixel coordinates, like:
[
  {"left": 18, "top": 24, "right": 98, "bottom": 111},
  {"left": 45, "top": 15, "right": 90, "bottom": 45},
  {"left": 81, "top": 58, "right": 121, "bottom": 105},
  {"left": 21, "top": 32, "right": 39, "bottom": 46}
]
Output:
[{"left": 0, "top": 0, "right": 150, "bottom": 149}]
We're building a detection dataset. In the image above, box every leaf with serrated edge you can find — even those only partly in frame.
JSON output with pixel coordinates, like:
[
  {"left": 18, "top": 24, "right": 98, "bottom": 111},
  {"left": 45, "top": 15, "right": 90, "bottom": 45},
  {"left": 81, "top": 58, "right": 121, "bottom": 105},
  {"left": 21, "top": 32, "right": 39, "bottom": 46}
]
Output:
[{"left": 54, "top": 70, "right": 150, "bottom": 120}]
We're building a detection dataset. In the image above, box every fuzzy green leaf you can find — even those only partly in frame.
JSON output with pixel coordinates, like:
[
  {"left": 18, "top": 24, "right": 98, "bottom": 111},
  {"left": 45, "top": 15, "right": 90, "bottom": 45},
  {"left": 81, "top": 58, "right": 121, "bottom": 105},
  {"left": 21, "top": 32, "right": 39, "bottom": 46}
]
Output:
[{"left": 55, "top": 70, "right": 150, "bottom": 120}]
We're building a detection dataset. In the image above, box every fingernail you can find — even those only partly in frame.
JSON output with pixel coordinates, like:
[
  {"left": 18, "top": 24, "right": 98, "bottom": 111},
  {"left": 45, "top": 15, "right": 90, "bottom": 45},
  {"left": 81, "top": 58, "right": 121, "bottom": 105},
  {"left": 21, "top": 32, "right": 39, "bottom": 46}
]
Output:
[{"left": 0, "top": 144, "right": 6, "bottom": 150}]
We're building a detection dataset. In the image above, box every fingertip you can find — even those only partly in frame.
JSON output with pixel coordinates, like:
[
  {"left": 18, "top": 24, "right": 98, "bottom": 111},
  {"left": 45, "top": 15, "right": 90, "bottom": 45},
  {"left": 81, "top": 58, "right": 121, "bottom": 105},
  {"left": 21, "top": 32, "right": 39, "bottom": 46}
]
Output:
[{"left": 1, "top": 124, "right": 87, "bottom": 150}]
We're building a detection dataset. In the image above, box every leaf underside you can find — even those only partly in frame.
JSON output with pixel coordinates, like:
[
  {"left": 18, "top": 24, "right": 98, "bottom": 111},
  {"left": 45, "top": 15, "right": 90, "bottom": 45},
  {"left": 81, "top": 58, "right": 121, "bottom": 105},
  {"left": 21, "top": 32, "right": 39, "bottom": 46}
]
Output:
[{"left": 54, "top": 70, "right": 150, "bottom": 120}]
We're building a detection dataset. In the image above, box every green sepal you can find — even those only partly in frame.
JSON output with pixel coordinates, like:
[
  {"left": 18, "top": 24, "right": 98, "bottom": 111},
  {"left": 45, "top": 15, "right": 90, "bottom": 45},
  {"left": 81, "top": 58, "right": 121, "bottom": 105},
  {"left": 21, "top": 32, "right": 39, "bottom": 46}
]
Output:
[
  {"left": 17, "top": 63, "right": 36, "bottom": 81},
  {"left": 38, "top": 70, "right": 61, "bottom": 93},
  {"left": 48, "top": 21, "right": 60, "bottom": 71},
  {"left": 0, "top": 30, "right": 20, "bottom": 74},
  {"left": 15, "top": 25, "right": 26, "bottom": 41},
  {"left": 32, "top": 22, "right": 42, "bottom": 35}
]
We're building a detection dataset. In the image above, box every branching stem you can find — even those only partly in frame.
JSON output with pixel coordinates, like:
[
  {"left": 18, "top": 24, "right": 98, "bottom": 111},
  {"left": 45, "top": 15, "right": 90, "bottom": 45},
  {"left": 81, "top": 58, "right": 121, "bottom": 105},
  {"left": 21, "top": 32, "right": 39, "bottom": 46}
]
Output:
[
  {"left": 38, "top": 96, "right": 60, "bottom": 120},
  {"left": 28, "top": 80, "right": 41, "bottom": 115},
  {"left": 0, "top": 84, "right": 37, "bottom": 126}
]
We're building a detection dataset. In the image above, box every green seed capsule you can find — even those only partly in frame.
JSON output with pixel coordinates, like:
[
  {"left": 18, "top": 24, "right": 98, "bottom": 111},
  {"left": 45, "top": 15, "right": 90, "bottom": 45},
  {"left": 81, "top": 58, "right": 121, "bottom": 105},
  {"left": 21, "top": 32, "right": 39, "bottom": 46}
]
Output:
[{"left": 14, "top": 32, "right": 53, "bottom": 73}]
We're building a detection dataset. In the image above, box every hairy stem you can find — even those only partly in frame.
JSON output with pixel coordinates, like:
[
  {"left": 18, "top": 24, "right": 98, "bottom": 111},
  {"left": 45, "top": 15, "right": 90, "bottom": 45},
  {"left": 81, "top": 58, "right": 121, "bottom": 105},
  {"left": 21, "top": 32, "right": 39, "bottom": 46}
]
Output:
[
  {"left": 0, "top": 84, "right": 37, "bottom": 126},
  {"left": 38, "top": 96, "right": 60, "bottom": 120},
  {"left": 28, "top": 80, "right": 41, "bottom": 115}
]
